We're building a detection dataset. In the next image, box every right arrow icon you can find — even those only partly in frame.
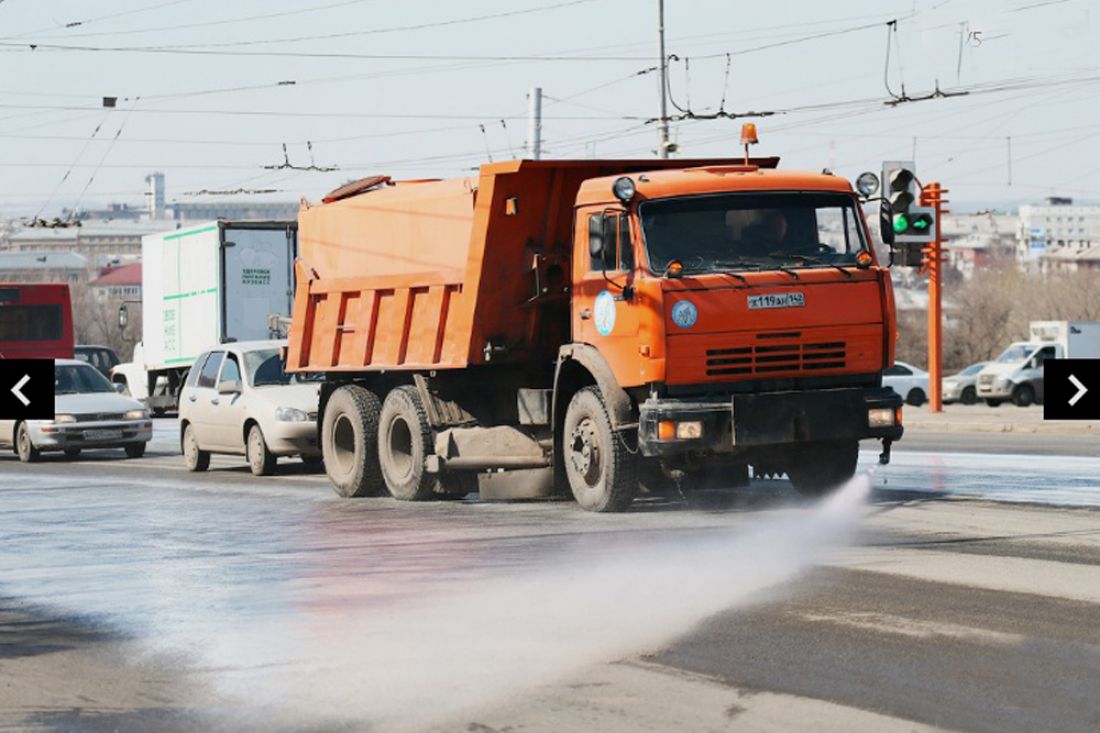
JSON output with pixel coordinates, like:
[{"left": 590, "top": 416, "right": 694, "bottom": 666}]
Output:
[{"left": 1068, "top": 374, "right": 1088, "bottom": 407}]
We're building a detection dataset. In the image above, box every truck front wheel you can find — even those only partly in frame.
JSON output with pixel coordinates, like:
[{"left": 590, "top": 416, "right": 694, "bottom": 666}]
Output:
[
  {"left": 323, "top": 385, "right": 386, "bottom": 498},
  {"left": 563, "top": 386, "right": 637, "bottom": 512},
  {"left": 785, "top": 440, "right": 859, "bottom": 497},
  {"left": 378, "top": 386, "right": 437, "bottom": 501}
]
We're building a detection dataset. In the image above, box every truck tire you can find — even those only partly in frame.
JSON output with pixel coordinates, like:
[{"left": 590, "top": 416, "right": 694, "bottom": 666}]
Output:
[
  {"left": 323, "top": 385, "right": 386, "bottom": 498},
  {"left": 182, "top": 423, "right": 210, "bottom": 472},
  {"left": 1012, "top": 384, "right": 1035, "bottom": 407},
  {"left": 906, "top": 388, "right": 927, "bottom": 407},
  {"left": 786, "top": 440, "right": 858, "bottom": 497},
  {"left": 247, "top": 424, "right": 276, "bottom": 476},
  {"left": 378, "top": 386, "right": 436, "bottom": 501},
  {"left": 563, "top": 386, "right": 637, "bottom": 512},
  {"left": 16, "top": 422, "right": 39, "bottom": 463}
]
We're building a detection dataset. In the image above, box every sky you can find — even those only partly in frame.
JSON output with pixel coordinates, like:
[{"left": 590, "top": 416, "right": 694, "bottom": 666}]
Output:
[{"left": 0, "top": 0, "right": 1097, "bottom": 219}]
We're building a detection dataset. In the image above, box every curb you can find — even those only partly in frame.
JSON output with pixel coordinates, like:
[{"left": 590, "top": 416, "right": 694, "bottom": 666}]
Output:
[{"left": 904, "top": 420, "right": 1099, "bottom": 436}]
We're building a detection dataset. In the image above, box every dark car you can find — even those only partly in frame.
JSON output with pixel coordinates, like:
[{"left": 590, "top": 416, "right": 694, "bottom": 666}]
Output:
[{"left": 74, "top": 345, "right": 121, "bottom": 378}]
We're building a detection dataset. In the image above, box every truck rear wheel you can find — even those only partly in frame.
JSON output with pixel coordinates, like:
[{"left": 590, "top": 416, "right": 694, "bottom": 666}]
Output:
[
  {"left": 786, "top": 440, "right": 859, "bottom": 497},
  {"left": 323, "top": 385, "right": 385, "bottom": 498},
  {"left": 378, "top": 386, "right": 437, "bottom": 501},
  {"left": 563, "top": 386, "right": 637, "bottom": 512}
]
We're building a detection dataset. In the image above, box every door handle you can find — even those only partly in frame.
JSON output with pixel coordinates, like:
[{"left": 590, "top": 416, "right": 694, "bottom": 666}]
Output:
[
  {"left": 188, "top": 394, "right": 197, "bottom": 402},
  {"left": 579, "top": 308, "right": 592, "bottom": 320},
  {"left": 211, "top": 398, "right": 220, "bottom": 406}
]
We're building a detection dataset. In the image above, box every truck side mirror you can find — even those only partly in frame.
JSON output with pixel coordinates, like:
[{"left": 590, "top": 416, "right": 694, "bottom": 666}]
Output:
[
  {"left": 879, "top": 200, "right": 895, "bottom": 247},
  {"left": 588, "top": 215, "right": 606, "bottom": 261}
]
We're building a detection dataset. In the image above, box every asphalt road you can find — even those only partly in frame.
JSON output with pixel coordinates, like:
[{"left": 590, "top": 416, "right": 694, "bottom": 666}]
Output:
[{"left": 1, "top": 422, "right": 1098, "bottom": 732}]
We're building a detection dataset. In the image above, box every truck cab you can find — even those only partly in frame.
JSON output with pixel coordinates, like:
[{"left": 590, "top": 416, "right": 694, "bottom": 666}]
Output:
[{"left": 566, "top": 166, "right": 902, "bottom": 499}]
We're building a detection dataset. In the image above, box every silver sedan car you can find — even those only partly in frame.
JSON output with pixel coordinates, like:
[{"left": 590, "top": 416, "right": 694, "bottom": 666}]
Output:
[
  {"left": 179, "top": 340, "right": 322, "bottom": 476},
  {"left": 0, "top": 359, "right": 152, "bottom": 462},
  {"left": 942, "top": 361, "right": 990, "bottom": 405}
]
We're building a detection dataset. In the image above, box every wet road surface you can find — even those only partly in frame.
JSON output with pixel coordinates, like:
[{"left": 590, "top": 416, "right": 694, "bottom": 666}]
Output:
[{"left": 1, "top": 421, "right": 1099, "bottom": 732}]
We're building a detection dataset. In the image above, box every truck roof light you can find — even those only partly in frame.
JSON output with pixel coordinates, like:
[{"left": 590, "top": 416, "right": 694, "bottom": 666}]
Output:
[
  {"left": 740, "top": 123, "right": 758, "bottom": 145},
  {"left": 612, "top": 176, "right": 636, "bottom": 203}
]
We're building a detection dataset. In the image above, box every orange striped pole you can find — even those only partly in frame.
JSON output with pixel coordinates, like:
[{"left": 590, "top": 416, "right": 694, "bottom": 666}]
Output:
[{"left": 921, "top": 182, "right": 949, "bottom": 412}]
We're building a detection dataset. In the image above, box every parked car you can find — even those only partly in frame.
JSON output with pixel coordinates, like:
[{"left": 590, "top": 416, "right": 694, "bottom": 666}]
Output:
[
  {"left": 942, "top": 361, "right": 989, "bottom": 405},
  {"left": 178, "top": 340, "right": 322, "bottom": 476},
  {"left": 882, "top": 361, "right": 930, "bottom": 406},
  {"left": 0, "top": 359, "right": 152, "bottom": 462},
  {"left": 75, "top": 345, "right": 121, "bottom": 378}
]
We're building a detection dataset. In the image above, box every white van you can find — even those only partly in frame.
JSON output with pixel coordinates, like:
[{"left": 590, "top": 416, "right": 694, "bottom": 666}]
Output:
[{"left": 976, "top": 321, "right": 1100, "bottom": 406}]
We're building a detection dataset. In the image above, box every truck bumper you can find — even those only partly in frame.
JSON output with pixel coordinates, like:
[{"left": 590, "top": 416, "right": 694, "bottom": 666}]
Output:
[{"left": 637, "top": 387, "right": 903, "bottom": 458}]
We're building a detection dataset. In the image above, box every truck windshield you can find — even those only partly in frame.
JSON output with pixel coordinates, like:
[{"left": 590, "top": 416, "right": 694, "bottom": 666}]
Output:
[
  {"left": 638, "top": 191, "right": 868, "bottom": 274},
  {"left": 996, "top": 344, "right": 1033, "bottom": 364}
]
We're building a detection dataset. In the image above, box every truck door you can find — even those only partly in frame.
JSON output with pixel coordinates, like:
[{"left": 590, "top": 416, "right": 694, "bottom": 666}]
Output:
[
  {"left": 573, "top": 208, "right": 642, "bottom": 380},
  {"left": 222, "top": 224, "right": 297, "bottom": 342}
]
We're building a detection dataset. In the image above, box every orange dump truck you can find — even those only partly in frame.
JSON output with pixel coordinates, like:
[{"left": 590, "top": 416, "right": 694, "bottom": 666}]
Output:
[{"left": 287, "top": 157, "right": 903, "bottom": 511}]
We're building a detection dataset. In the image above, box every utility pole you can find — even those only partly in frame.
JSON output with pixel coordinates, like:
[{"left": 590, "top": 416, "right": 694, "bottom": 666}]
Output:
[
  {"left": 921, "top": 182, "right": 949, "bottom": 413},
  {"left": 527, "top": 86, "right": 542, "bottom": 160},
  {"left": 656, "top": 0, "right": 670, "bottom": 158}
]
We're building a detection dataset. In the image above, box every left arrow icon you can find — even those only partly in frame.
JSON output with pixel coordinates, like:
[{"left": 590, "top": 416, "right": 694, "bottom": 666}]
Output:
[{"left": 11, "top": 374, "right": 31, "bottom": 407}]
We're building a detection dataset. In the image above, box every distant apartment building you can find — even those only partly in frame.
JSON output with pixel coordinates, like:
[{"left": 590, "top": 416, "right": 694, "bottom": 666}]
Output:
[
  {"left": 1016, "top": 197, "right": 1100, "bottom": 267},
  {"left": 0, "top": 250, "right": 88, "bottom": 283},
  {"left": 941, "top": 211, "right": 1016, "bottom": 279},
  {"left": 89, "top": 263, "right": 142, "bottom": 303},
  {"left": 3, "top": 220, "right": 153, "bottom": 261}
]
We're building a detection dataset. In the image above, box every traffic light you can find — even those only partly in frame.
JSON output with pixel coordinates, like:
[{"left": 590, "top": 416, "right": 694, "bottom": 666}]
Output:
[{"left": 881, "top": 161, "right": 936, "bottom": 266}]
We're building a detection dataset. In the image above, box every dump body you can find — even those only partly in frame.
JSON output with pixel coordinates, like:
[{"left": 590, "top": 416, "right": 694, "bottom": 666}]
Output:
[{"left": 288, "top": 158, "right": 779, "bottom": 374}]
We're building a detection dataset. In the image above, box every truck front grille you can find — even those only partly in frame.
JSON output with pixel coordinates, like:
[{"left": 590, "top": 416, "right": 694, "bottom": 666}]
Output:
[{"left": 706, "top": 338, "right": 846, "bottom": 376}]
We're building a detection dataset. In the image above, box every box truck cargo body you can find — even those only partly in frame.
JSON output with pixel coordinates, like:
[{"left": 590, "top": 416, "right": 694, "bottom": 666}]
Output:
[{"left": 113, "top": 221, "right": 297, "bottom": 412}]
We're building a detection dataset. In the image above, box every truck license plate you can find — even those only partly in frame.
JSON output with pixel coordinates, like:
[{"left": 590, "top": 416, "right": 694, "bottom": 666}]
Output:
[
  {"left": 84, "top": 429, "right": 123, "bottom": 441},
  {"left": 748, "top": 292, "right": 805, "bottom": 310}
]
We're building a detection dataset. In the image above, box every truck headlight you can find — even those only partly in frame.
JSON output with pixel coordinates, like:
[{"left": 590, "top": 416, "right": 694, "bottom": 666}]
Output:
[
  {"left": 125, "top": 409, "right": 149, "bottom": 420},
  {"left": 868, "top": 408, "right": 897, "bottom": 428},
  {"left": 54, "top": 414, "right": 77, "bottom": 423},
  {"left": 657, "top": 420, "right": 704, "bottom": 440},
  {"left": 276, "top": 407, "right": 310, "bottom": 422}
]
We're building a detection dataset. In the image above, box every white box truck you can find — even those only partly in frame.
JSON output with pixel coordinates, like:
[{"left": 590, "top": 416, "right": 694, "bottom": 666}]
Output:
[
  {"left": 976, "top": 321, "right": 1100, "bottom": 406},
  {"left": 111, "top": 221, "right": 297, "bottom": 413}
]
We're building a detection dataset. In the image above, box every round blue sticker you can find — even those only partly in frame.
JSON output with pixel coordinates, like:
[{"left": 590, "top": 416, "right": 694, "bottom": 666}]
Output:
[
  {"left": 594, "top": 290, "right": 616, "bottom": 335},
  {"left": 671, "top": 300, "right": 698, "bottom": 329}
]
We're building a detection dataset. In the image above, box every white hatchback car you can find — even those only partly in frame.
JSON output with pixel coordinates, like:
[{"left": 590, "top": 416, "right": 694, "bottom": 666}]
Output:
[
  {"left": 882, "top": 360, "right": 930, "bottom": 406},
  {"left": 178, "top": 340, "right": 322, "bottom": 475},
  {"left": 0, "top": 359, "right": 152, "bottom": 462}
]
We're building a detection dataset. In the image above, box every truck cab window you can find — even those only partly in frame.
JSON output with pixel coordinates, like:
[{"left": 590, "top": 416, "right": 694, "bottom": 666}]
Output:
[{"left": 589, "top": 212, "right": 631, "bottom": 273}]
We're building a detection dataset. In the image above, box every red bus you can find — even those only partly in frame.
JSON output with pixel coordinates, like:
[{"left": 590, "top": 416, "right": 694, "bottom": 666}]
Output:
[{"left": 0, "top": 283, "right": 75, "bottom": 359}]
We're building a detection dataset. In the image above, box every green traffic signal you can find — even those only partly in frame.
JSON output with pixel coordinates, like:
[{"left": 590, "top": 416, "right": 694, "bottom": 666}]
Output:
[
  {"left": 911, "top": 214, "right": 932, "bottom": 231},
  {"left": 892, "top": 214, "right": 910, "bottom": 233}
]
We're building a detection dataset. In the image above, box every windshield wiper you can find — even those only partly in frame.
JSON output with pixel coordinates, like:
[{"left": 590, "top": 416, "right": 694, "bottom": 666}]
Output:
[
  {"left": 767, "top": 252, "right": 852, "bottom": 279},
  {"left": 708, "top": 260, "right": 764, "bottom": 284}
]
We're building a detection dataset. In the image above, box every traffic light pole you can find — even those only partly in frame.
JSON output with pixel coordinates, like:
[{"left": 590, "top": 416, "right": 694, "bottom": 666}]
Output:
[{"left": 920, "top": 182, "right": 949, "bottom": 412}]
